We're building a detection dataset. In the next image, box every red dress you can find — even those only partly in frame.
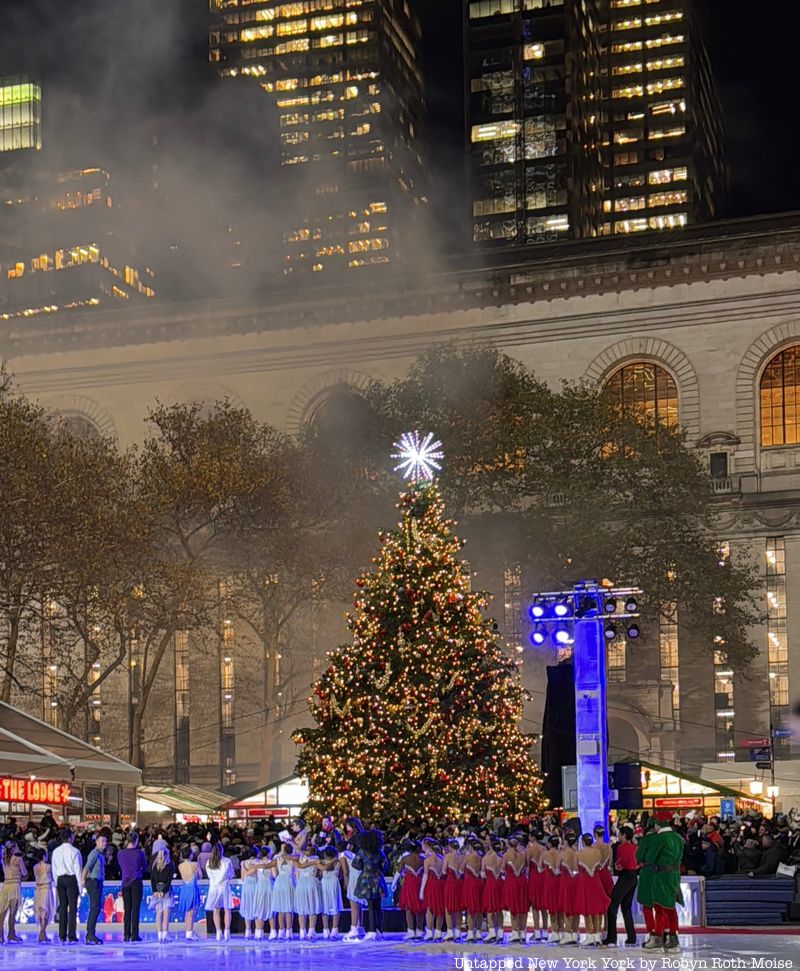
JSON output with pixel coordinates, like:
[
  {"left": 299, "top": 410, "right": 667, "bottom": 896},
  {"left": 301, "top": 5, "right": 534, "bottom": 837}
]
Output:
[
  {"left": 444, "top": 868, "right": 464, "bottom": 912},
  {"left": 462, "top": 868, "right": 484, "bottom": 914},
  {"left": 423, "top": 871, "right": 445, "bottom": 917},
  {"left": 528, "top": 863, "right": 545, "bottom": 910},
  {"left": 543, "top": 866, "right": 562, "bottom": 913},
  {"left": 398, "top": 867, "right": 426, "bottom": 914},
  {"left": 502, "top": 863, "right": 529, "bottom": 916},
  {"left": 576, "top": 866, "right": 610, "bottom": 916},
  {"left": 482, "top": 868, "right": 504, "bottom": 913},
  {"left": 558, "top": 868, "right": 579, "bottom": 916},
  {"left": 599, "top": 863, "right": 614, "bottom": 897}
]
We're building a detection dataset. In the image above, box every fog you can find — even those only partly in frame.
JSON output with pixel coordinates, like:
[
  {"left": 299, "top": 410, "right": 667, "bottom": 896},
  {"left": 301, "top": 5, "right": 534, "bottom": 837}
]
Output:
[{"left": 0, "top": 0, "right": 469, "bottom": 306}]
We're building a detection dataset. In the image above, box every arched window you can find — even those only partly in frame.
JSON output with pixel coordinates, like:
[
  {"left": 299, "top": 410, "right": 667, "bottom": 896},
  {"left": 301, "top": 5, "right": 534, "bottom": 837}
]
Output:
[
  {"left": 760, "top": 346, "right": 800, "bottom": 446},
  {"left": 604, "top": 362, "right": 679, "bottom": 427}
]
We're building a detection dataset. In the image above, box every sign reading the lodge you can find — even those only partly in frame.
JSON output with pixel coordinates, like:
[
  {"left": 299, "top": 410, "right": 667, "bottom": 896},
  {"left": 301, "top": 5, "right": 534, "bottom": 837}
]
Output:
[{"left": 0, "top": 777, "right": 71, "bottom": 804}]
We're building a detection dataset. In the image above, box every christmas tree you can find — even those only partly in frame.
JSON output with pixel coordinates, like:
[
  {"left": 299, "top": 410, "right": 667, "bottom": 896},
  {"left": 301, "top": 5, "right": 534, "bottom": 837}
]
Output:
[{"left": 293, "top": 435, "right": 543, "bottom": 818}]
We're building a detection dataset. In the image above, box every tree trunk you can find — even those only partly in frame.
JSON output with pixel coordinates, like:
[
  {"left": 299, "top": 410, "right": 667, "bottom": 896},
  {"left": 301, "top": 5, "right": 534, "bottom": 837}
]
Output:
[
  {"left": 1, "top": 609, "right": 21, "bottom": 703},
  {"left": 130, "top": 703, "right": 146, "bottom": 770}
]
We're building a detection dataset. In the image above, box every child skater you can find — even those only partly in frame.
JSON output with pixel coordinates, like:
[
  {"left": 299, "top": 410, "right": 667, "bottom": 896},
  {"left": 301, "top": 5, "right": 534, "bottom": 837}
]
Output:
[
  {"left": 271, "top": 842, "right": 297, "bottom": 941},
  {"left": 526, "top": 832, "right": 548, "bottom": 943},
  {"left": 442, "top": 838, "right": 465, "bottom": 943},
  {"left": 502, "top": 835, "right": 529, "bottom": 944},
  {"left": 462, "top": 838, "right": 485, "bottom": 943},
  {"left": 420, "top": 838, "right": 445, "bottom": 942},
  {"left": 481, "top": 837, "right": 505, "bottom": 943},
  {"left": 396, "top": 840, "right": 426, "bottom": 941},
  {"left": 317, "top": 846, "right": 343, "bottom": 940},
  {"left": 576, "top": 834, "right": 610, "bottom": 947},
  {"left": 542, "top": 835, "right": 564, "bottom": 943}
]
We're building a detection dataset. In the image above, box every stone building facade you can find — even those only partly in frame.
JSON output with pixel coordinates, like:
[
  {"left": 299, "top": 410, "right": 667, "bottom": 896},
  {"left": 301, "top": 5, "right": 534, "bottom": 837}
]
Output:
[{"left": 4, "top": 213, "right": 800, "bottom": 799}]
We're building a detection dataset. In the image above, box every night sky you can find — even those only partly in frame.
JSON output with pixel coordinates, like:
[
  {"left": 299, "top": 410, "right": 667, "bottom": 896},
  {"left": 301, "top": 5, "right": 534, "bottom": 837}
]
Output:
[{"left": 1, "top": 0, "right": 797, "bottom": 242}]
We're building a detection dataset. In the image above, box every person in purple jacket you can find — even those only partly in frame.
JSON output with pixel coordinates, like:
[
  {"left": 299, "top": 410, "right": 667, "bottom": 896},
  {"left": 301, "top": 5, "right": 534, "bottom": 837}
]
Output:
[{"left": 117, "top": 833, "right": 147, "bottom": 942}]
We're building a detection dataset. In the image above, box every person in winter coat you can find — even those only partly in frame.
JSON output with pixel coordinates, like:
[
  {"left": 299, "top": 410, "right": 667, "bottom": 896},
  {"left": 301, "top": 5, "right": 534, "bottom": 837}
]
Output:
[
  {"left": 748, "top": 835, "right": 789, "bottom": 877},
  {"left": 737, "top": 838, "right": 762, "bottom": 873}
]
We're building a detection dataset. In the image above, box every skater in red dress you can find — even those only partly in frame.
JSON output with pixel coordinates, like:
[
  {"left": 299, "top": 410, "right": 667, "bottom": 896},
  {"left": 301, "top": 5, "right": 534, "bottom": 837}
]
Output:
[
  {"left": 593, "top": 826, "right": 613, "bottom": 939},
  {"left": 576, "top": 835, "right": 611, "bottom": 946},
  {"left": 557, "top": 834, "right": 580, "bottom": 945},
  {"left": 442, "top": 839, "right": 465, "bottom": 943},
  {"left": 502, "top": 836, "right": 529, "bottom": 944},
  {"left": 462, "top": 840, "right": 484, "bottom": 943},
  {"left": 526, "top": 835, "right": 548, "bottom": 943},
  {"left": 542, "top": 837, "right": 564, "bottom": 943},
  {"left": 396, "top": 841, "right": 426, "bottom": 941},
  {"left": 420, "top": 839, "right": 445, "bottom": 942},
  {"left": 481, "top": 839, "right": 505, "bottom": 943}
]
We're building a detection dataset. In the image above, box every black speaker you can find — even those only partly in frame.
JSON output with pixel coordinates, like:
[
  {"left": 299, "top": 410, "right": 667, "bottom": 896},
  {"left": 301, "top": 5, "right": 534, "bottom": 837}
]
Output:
[
  {"left": 610, "top": 761, "right": 642, "bottom": 810},
  {"left": 541, "top": 663, "right": 576, "bottom": 809}
]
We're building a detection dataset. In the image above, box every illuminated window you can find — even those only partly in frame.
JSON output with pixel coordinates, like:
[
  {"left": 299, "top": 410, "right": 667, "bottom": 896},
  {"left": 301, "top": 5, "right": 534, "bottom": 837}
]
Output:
[
  {"left": 503, "top": 564, "right": 523, "bottom": 652},
  {"left": 614, "top": 129, "right": 643, "bottom": 144},
  {"left": 612, "top": 85, "right": 644, "bottom": 99},
  {"left": 614, "top": 196, "right": 645, "bottom": 212},
  {"left": 649, "top": 190, "right": 687, "bottom": 207},
  {"left": 648, "top": 212, "right": 686, "bottom": 229},
  {"left": 615, "top": 217, "right": 648, "bottom": 232},
  {"left": 607, "top": 636, "right": 627, "bottom": 683},
  {"left": 613, "top": 17, "right": 642, "bottom": 30},
  {"left": 647, "top": 77, "right": 683, "bottom": 94},
  {"left": 659, "top": 604, "right": 679, "bottom": 723},
  {"left": 645, "top": 10, "right": 682, "bottom": 25},
  {"left": 604, "top": 361, "right": 679, "bottom": 427},
  {"left": 645, "top": 34, "right": 684, "bottom": 48},
  {"left": 765, "top": 538, "right": 790, "bottom": 757},
  {"left": 524, "top": 43, "right": 544, "bottom": 60},
  {"left": 612, "top": 62, "right": 643, "bottom": 76},
  {"left": 612, "top": 41, "right": 643, "bottom": 53},
  {"left": 471, "top": 120, "right": 519, "bottom": 142},
  {"left": 648, "top": 166, "right": 687, "bottom": 184},
  {"left": 760, "top": 345, "right": 800, "bottom": 446},
  {"left": 649, "top": 126, "right": 685, "bottom": 139},
  {"left": 651, "top": 99, "right": 684, "bottom": 115},
  {"left": 646, "top": 55, "right": 684, "bottom": 71}
]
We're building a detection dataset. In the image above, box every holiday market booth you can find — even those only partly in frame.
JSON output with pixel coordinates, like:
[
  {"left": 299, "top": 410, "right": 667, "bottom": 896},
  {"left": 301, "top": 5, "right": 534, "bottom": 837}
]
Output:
[
  {"left": 639, "top": 760, "right": 771, "bottom": 817},
  {"left": 223, "top": 774, "right": 309, "bottom": 822},
  {"left": 136, "top": 784, "right": 231, "bottom": 825},
  {"left": 0, "top": 700, "right": 141, "bottom": 825}
]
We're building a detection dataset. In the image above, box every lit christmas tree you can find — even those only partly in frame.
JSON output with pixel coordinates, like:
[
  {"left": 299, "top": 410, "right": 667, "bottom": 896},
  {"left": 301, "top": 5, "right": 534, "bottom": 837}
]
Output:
[{"left": 293, "top": 433, "right": 544, "bottom": 818}]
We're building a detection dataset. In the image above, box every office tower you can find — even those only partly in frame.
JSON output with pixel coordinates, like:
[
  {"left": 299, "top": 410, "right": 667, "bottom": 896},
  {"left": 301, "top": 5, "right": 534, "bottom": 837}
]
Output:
[
  {"left": 465, "top": 0, "right": 726, "bottom": 250},
  {"left": 0, "top": 167, "right": 156, "bottom": 321},
  {"left": 209, "top": 0, "right": 428, "bottom": 278},
  {"left": 466, "top": 0, "right": 605, "bottom": 249},
  {"left": 603, "top": 0, "right": 726, "bottom": 235},
  {"left": 0, "top": 75, "right": 41, "bottom": 155}
]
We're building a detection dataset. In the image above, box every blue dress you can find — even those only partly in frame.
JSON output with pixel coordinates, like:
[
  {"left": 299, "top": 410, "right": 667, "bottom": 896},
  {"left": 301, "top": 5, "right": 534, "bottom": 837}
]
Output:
[
  {"left": 254, "top": 866, "right": 273, "bottom": 920},
  {"left": 345, "top": 851, "right": 362, "bottom": 905},
  {"left": 177, "top": 863, "right": 201, "bottom": 917},
  {"left": 294, "top": 859, "right": 322, "bottom": 916},
  {"left": 321, "top": 865, "right": 343, "bottom": 916},
  {"left": 271, "top": 859, "right": 295, "bottom": 914},
  {"left": 239, "top": 865, "right": 260, "bottom": 921}
]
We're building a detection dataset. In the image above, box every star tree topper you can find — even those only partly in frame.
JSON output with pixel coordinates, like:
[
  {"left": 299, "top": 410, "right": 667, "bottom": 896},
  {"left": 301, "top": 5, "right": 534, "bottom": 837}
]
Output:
[{"left": 392, "top": 430, "right": 444, "bottom": 482}]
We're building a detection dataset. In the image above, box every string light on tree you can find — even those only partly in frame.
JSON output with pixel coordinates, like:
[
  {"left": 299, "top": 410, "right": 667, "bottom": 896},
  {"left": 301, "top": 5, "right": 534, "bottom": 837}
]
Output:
[
  {"left": 391, "top": 430, "right": 444, "bottom": 482},
  {"left": 293, "top": 438, "right": 543, "bottom": 818}
]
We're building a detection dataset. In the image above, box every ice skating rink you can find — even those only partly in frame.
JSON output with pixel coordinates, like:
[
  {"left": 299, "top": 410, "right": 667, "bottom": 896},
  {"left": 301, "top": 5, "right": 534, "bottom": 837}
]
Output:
[{"left": 0, "top": 931, "right": 797, "bottom": 970}]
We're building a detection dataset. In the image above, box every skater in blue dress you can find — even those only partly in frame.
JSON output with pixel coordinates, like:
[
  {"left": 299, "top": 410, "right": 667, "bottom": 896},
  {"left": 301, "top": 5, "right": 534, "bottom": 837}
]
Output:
[
  {"left": 271, "top": 843, "right": 296, "bottom": 941},
  {"left": 239, "top": 848, "right": 261, "bottom": 940},
  {"left": 254, "top": 847, "right": 276, "bottom": 940},
  {"left": 294, "top": 850, "right": 322, "bottom": 940},
  {"left": 317, "top": 847, "right": 344, "bottom": 940},
  {"left": 177, "top": 847, "right": 201, "bottom": 942}
]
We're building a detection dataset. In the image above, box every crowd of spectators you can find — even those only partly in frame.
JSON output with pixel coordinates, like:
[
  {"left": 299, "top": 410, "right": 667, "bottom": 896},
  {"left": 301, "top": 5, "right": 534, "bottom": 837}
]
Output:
[{"left": 0, "top": 807, "right": 798, "bottom": 888}]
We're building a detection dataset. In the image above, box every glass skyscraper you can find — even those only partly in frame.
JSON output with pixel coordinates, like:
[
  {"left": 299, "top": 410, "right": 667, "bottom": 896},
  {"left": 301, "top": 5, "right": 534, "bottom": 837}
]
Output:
[{"left": 210, "top": 0, "right": 428, "bottom": 277}]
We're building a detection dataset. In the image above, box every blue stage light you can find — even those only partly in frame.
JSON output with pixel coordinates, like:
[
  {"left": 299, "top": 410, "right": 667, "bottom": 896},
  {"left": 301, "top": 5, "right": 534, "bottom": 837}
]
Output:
[
  {"left": 530, "top": 625, "right": 547, "bottom": 646},
  {"left": 530, "top": 602, "right": 545, "bottom": 620},
  {"left": 626, "top": 621, "right": 640, "bottom": 639},
  {"left": 604, "top": 621, "right": 617, "bottom": 640},
  {"left": 554, "top": 600, "right": 571, "bottom": 618},
  {"left": 604, "top": 597, "right": 617, "bottom": 614},
  {"left": 553, "top": 624, "right": 572, "bottom": 645},
  {"left": 625, "top": 597, "right": 638, "bottom": 614}
]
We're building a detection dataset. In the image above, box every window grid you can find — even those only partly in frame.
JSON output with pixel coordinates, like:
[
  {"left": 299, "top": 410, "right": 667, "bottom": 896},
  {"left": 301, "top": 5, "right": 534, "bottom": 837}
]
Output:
[
  {"left": 760, "top": 346, "right": 800, "bottom": 446},
  {"left": 766, "top": 538, "right": 791, "bottom": 757},
  {"left": 605, "top": 361, "right": 679, "bottom": 427},
  {"left": 659, "top": 603, "right": 679, "bottom": 724}
]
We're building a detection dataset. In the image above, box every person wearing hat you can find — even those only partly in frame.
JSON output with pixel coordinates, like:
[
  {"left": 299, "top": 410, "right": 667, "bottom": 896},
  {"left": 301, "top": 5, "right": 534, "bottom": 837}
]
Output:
[
  {"left": 634, "top": 819, "right": 659, "bottom": 949},
  {"left": 648, "top": 822, "right": 684, "bottom": 952}
]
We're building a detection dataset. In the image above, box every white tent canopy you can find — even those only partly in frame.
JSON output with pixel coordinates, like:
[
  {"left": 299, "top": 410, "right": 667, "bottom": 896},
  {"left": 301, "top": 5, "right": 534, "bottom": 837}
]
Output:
[{"left": 0, "top": 700, "right": 141, "bottom": 787}]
